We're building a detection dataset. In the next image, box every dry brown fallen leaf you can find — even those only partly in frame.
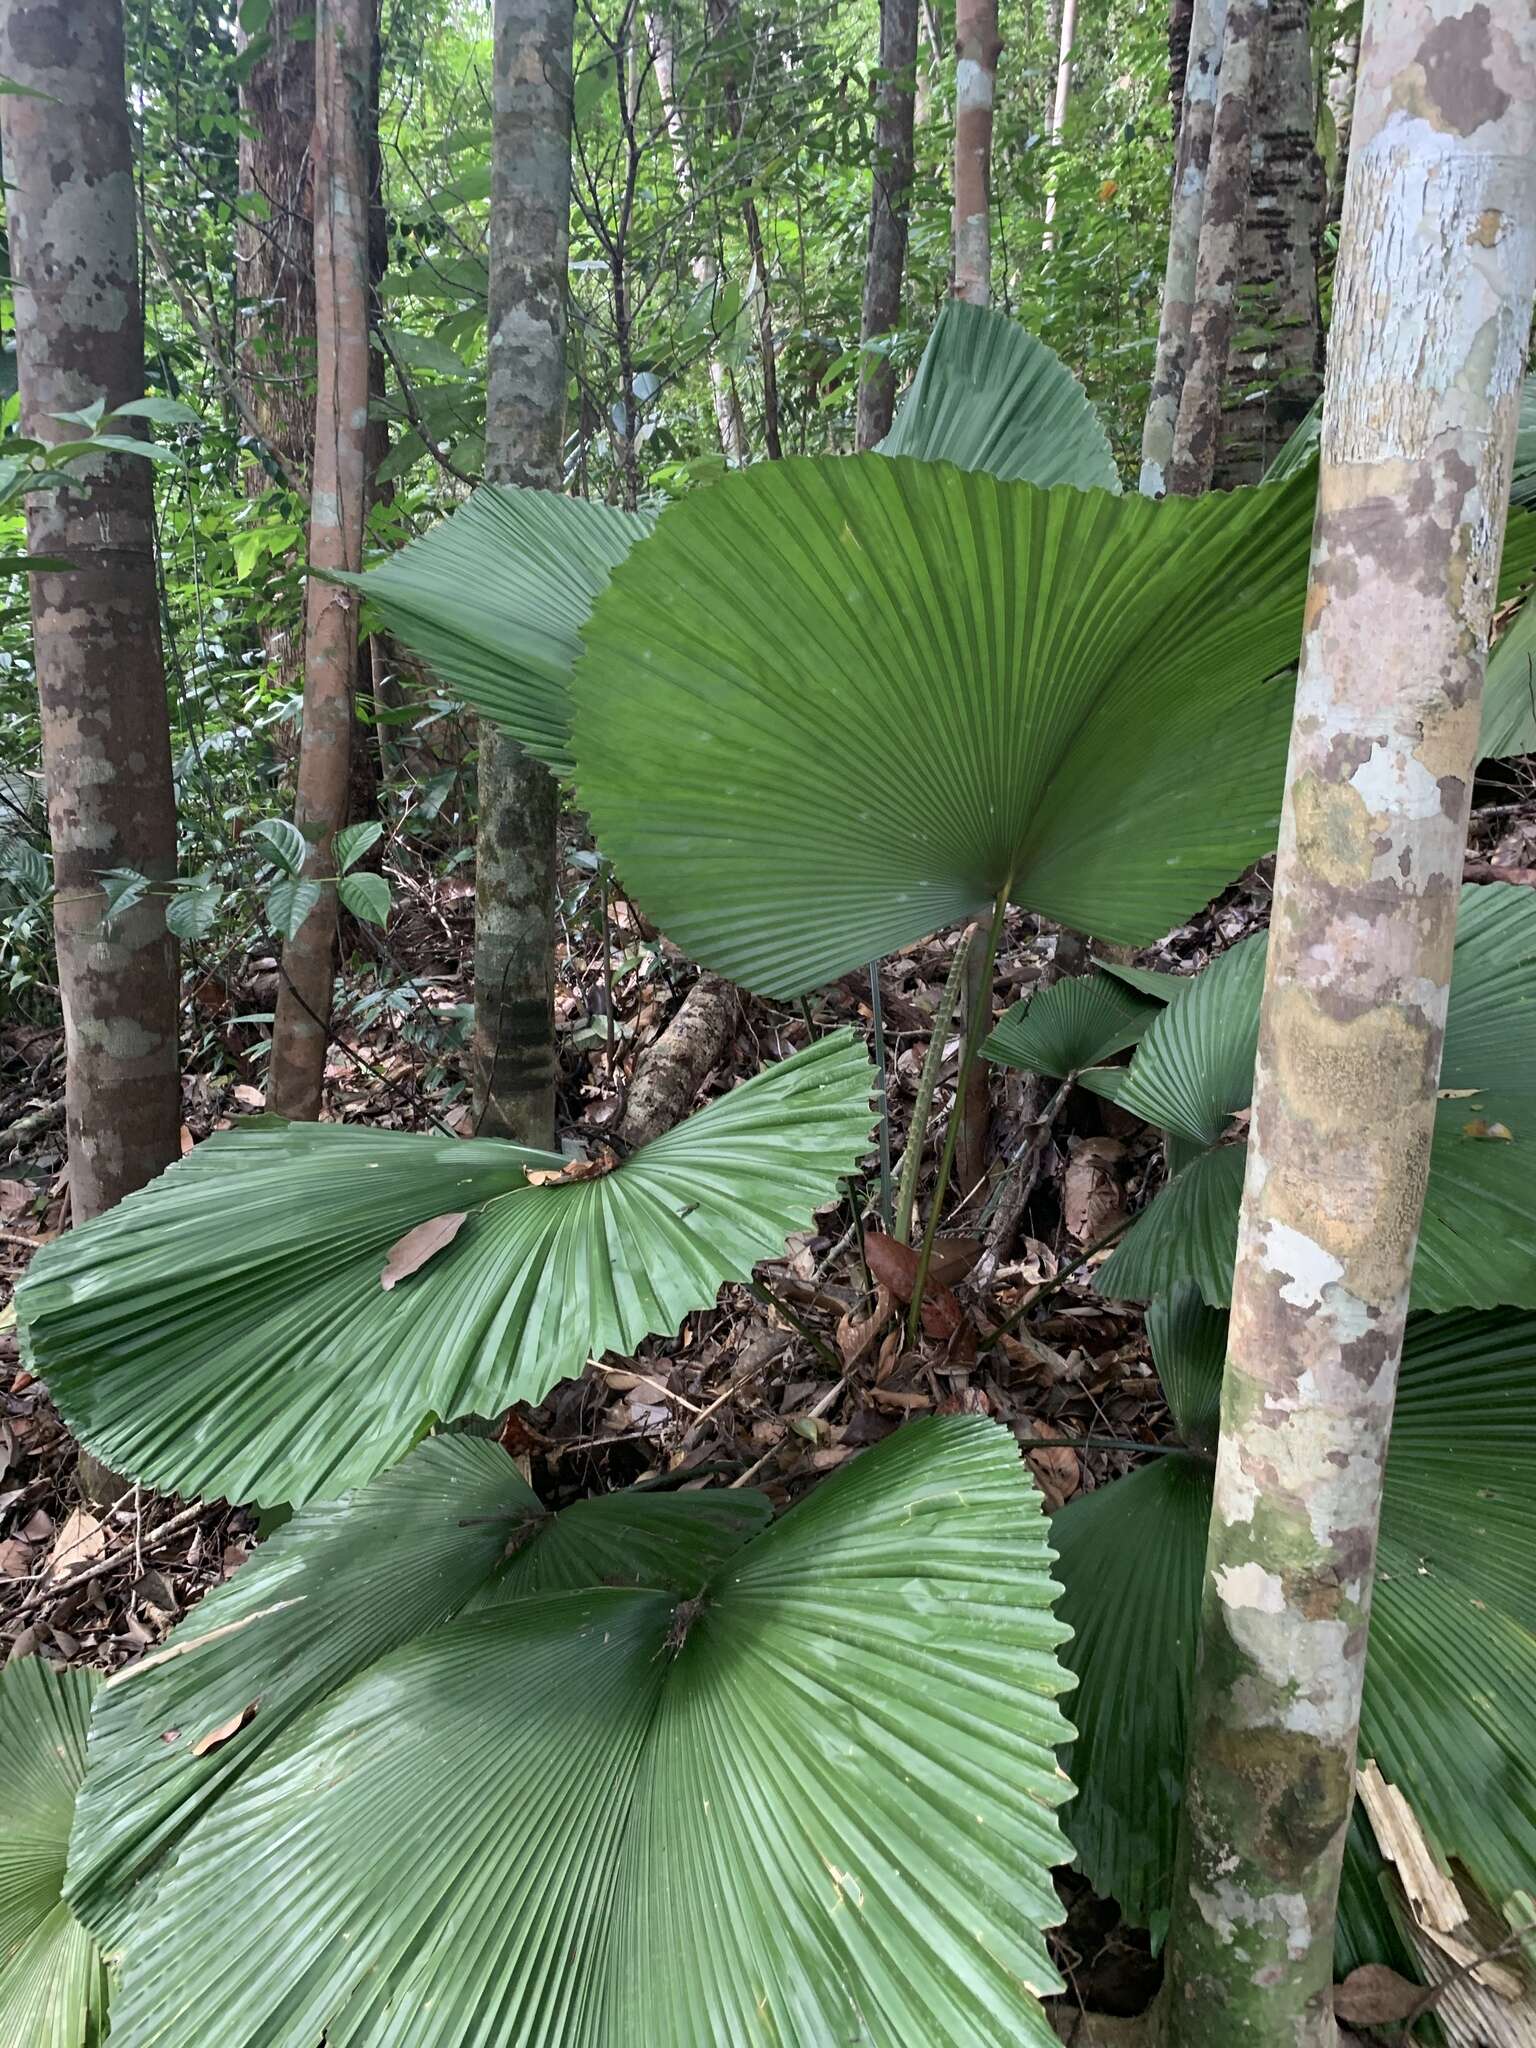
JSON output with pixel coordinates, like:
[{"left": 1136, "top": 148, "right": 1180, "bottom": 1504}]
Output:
[
  {"left": 1063, "top": 1136, "right": 1125, "bottom": 1244},
  {"left": 45, "top": 1505, "right": 107, "bottom": 1583},
  {"left": 381, "top": 1211, "right": 469, "bottom": 1291},
  {"left": 1332, "top": 1963, "right": 1423, "bottom": 2026},
  {"left": 191, "top": 1698, "right": 259, "bottom": 1758},
  {"left": 523, "top": 1150, "right": 617, "bottom": 1187}
]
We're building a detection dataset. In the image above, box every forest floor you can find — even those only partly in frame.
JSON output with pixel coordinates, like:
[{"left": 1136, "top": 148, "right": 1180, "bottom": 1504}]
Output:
[{"left": 3, "top": 775, "right": 1534, "bottom": 2023}]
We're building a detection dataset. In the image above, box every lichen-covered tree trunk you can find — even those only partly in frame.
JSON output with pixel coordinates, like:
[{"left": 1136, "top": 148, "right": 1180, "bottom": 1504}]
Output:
[
  {"left": 1324, "top": 31, "right": 1358, "bottom": 226},
  {"left": 267, "top": 0, "right": 371, "bottom": 1119},
  {"left": 471, "top": 0, "right": 573, "bottom": 1148},
  {"left": 1161, "top": 2, "right": 1536, "bottom": 2039},
  {"left": 856, "top": 0, "right": 919, "bottom": 447},
  {"left": 953, "top": 0, "right": 1000, "bottom": 304},
  {"left": 1139, "top": 0, "right": 1229, "bottom": 494},
  {"left": 649, "top": 11, "right": 747, "bottom": 461},
  {"left": 707, "top": 0, "right": 783, "bottom": 459},
  {"left": 1041, "top": 0, "right": 1078, "bottom": 247},
  {"left": 1214, "top": 0, "right": 1323, "bottom": 486},
  {"left": 1166, "top": 0, "right": 1270, "bottom": 495},
  {"left": 0, "top": 0, "right": 180, "bottom": 1219}
]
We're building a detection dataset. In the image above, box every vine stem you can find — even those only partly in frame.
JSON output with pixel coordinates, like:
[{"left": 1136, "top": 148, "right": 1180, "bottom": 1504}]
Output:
[
  {"left": 893, "top": 926, "right": 975, "bottom": 1242},
  {"left": 866, "top": 961, "right": 894, "bottom": 1230},
  {"left": 906, "top": 882, "right": 1010, "bottom": 1346}
]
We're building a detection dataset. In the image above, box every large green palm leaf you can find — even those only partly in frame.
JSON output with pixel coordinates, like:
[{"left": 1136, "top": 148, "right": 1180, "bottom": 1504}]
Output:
[
  {"left": 571, "top": 456, "right": 1316, "bottom": 997},
  {"left": 1097, "top": 884, "right": 1536, "bottom": 1312},
  {"left": 19, "top": 1030, "right": 874, "bottom": 1506},
  {"left": 78, "top": 1417, "right": 1076, "bottom": 2048},
  {"left": 878, "top": 296, "right": 1120, "bottom": 489},
  {"left": 0, "top": 1658, "right": 107, "bottom": 2048},
  {"left": 1053, "top": 1294, "right": 1536, "bottom": 1957}
]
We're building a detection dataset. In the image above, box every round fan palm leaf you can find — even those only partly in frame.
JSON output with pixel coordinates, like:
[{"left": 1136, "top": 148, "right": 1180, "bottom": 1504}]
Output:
[
  {"left": 19, "top": 1030, "right": 874, "bottom": 1506},
  {"left": 571, "top": 455, "right": 1317, "bottom": 997},
  {"left": 984, "top": 969, "right": 1169, "bottom": 1079},
  {"left": 355, "top": 486, "right": 648, "bottom": 775},
  {"left": 878, "top": 297, "right": 1120, "bottom": 490},
  {"left": 1097, "top": 885, "right": 1536, "bottom": 1312},
  {"left": 0, "top": 1658, "right": 106, "bottom": 2048},
  {"left": 88, "top": 1417, "right": 1075, "bottom": 2048}
]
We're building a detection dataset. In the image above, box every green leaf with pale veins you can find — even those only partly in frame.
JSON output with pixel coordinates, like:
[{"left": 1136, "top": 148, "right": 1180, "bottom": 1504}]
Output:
[
  {"left": 79, "top": 1418, "right": 1075, "bottom": 2048},
  {"left": 1053, "top": 1297, "right": 1536, "bottom": 1969},
  {"left": 0, "top": 1658, "right": 107, "bottom": 2048},
  {"left": 19, "top": 1030, "right": 875, "bottom": 1505},
  {"left": 1097, "top": 885, "right": 1536, "bottom": 1313},
  {"left": 571, "top": 456, "right": 1316, "bottom": 997},
  {"left": 878, "top": 297, "right": 1120, "bottom": 491}
]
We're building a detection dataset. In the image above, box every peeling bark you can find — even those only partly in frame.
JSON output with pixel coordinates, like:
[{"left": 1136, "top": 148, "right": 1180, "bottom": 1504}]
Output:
[
  {"left": 1139, "top": 0, "right": 1229, "bottom": 494},
  {"left": 953, "top": 0, "right": 1001, "bottom": 305},
  {"left": 856, "top": 0, "right": 919, "bottom": 449},
  {"left": 1215, "top": 0, "right": 1324, "bottom": 486},
  {"left": 1167, "top": 0, "right": 1270, "bottom": 496},
  {"left": 268, "top": 0, "right": 372, "bottom": 1119},
  {"left": 1162, "top": 1, "right": 1536, "bottom": 2038},
  {"left": 0, "top": 0, "right": 180, "bottom": 1219},
  {"left": 472, "top": 0, "right": 573, "bottom": 1148}
]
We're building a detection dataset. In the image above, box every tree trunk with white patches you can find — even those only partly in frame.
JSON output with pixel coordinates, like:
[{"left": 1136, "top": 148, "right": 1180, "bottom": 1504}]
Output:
[
  {"left": 1215, "top": 0, "right": 1324, "bottom": 486},
  {"left": 1161, "top": 1, "right": 1536, "bottom": 2037},
  {"left": 1042, "top": 0, "right": 1078, "bottom": 249},
  {"left": 857, "top": 0, "right": 919, "bottom": 447},
  {"left": 471, "top": 0, "right": 573, "bottom": 1148},
  {"left": 649, "top": 12, "right": 747, "bottom": 461},
  {"left": 1166, "top": 0, "right": 1270, "bottom": 495},
  {"left": 267, "top": 0, "right": 372, "bottom": 1118},
  {"left": 1139, "top": 0, "right": 1229, "bottom": 494},
  {"left": 1324, "top": 31, "right": 1359, "bottom": 225},
  {"left": 0, "top": 0, "right": 181, "bottom": 1220},
  {"left": 953, "top": 0, "right": 1000, "bottom": 305}
]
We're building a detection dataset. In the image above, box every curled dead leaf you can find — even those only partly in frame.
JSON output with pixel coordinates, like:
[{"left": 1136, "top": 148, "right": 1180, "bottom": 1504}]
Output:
[
  {"left": 1463, "top": 1118, "right": 1513, "bottom": 1141},
  {"left": 381, "top": 1211, "right": 469, "bottom": 1291},
  {"left": 522, "top": 1149, "right": 617, "bottom": 1187},
  {"left": 1332, "top": 1963, "right": 1423, "bottom": 2026},
  {"left": 835, "top": 1284, "right": 894, "bottom": 1370},
  {"left": 863, "top": 1231, "right": 921, "bottom": 1302},
  {"left": 191, "top": 1698, "right": 259, "bottom": 1758}
]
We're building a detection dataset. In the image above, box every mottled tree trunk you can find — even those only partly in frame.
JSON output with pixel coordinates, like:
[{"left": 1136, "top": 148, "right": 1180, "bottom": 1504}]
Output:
[
  {"left": 953, "top": 0, "right": 1000, "bottom": 304},
  {"left": 1161, "top": 2, "right": 1536, "bottom": 2039},
  {"left": 1041, "top": 0, "right": 1078, "bottom": 248},
  {"left": 268, "top": 0, "right": 371, "bottom": 1119},
  {"left": 0, "top": 0, "right": 180, "bottom": 1220},
  {"left": 1139, "top": 0, "right": 1229, "bottom": 493},
  {"left": 649, "top": 12, "right": 747, "bottom": 460},
  {"left": 857, "top": 0, "right": 919, "bottom": 447},
  {"left": 1166, "top": 0, "right": 1270, "bottom": 495},
  {"left": 707, "top": 0, "right": 782, "bottom": 459},
  {"left": 472, "top": 0, "right": 573, "bottom": 1148},
  {"left": 1215, "top": 0, "right": 1323, "bottom": 486}
]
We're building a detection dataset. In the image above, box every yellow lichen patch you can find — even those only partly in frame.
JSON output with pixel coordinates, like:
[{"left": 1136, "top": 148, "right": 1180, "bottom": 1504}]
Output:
[{"left": 1290, "top": 773, "right": 1375, "bottom": 888}]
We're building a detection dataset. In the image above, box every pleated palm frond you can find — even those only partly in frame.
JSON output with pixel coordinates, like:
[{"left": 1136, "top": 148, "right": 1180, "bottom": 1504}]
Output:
[
  {"left": 0, "top": 1658, "right": 107, "bottom": 2048},
  {"left": 354, "top": 302, "right": 1112, "bottom": 776},
  {"left": 356, "top": 485, "right": 648, "bottom": 776},
  {"left": 1098, "top": 884, "right": 1536, "bottom": 1313},
  {"left": 18, "top": 1030, "right": 874, "bottom": 1507},
  {"left": 1481, "top": 585, "right": 1536, "bottom": 759},
  {"left": 571, "top": 457, "right": 1317, "bottom": 997},
  {"left": 1053, "top": 1294, "right": 1536, "bottom": 1966},
  {"left": 73, "top": 1417, "right": 1076, "bottom": 2048},
  {"left": 66, "top": 1433, "right": 772, "bottom": 1951},
  {"left": 983, "top": 968, "right": 1175, "bottom": 1082},
  {"left": 878, "top": 296, "right": 1120, "bottom": 490}
]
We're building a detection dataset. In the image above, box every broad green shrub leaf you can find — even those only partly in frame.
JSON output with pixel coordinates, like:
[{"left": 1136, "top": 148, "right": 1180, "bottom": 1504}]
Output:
[
  {"left": 337, "top": 869, "right": 390, "bottom": 925},
  {"left": 334, "top": 820, "right": 383, "bottom": 872},
  {"left": 248, "top": 815, "right": 305, "bottom": 875},
  {"left": 357, "top": 487, "right": 649, "bottom": 776},
  {"left": 878, "top": 297, "right": 1120, "bottom": 491},
  {"left": 67, "top": 1435, "right": 769, "bottom": 1950},
  {"left": 573, "top": 457, "right": 1315, "bottom": 998},
  {"left": 1098, "top": 884, "right": 1536, "bottom": 1312},
  {"left": 1053, "top": 1298, "right": 1536, "bottom": 1959},
  {"left": 163, "top": 884, "right": 220, "bottom": 942},
  {"left": 984, "top": 969, "right": 1171, "bottom": 1080},
  {"left": 19, "top": 1030, "right": 874, "bottom": 1505},
  {"left": 0, "top": 1659, "right": 107, "bottom": 2048},
  {"left": 86, "top": 1417, "right": 1075, "bottom": 2048}
]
